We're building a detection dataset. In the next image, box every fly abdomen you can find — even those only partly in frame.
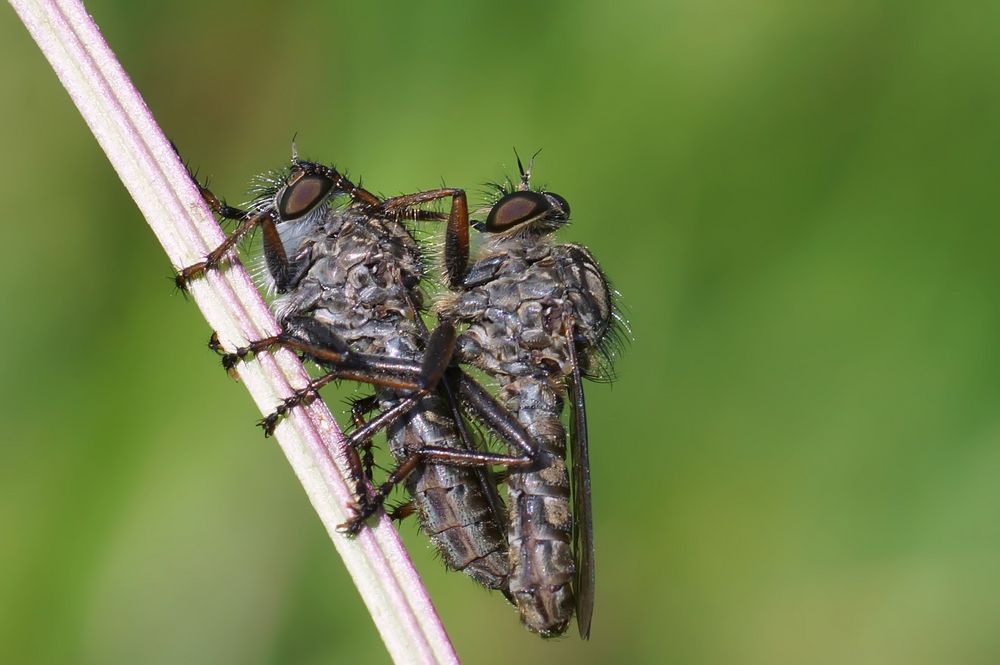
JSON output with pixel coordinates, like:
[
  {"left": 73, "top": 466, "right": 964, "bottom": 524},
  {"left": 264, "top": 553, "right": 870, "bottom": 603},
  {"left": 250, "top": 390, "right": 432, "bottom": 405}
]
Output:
[
  {"left": 414, "top": 460, "right": 509, "bottom": 590},
  {"left": 386, "top": 390, "right": 510, "bottom": 591},
  {"left": 504, "top": 377, "right": 575, "bottom": 637}
]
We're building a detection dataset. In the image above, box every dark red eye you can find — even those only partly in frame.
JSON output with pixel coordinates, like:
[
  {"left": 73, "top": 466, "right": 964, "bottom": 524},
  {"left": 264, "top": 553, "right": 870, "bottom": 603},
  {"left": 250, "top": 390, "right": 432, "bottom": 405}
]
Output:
[
  {"left": 485, "top": 191, "right": 550, "bottom": 231},
  {"left": 277, "top": 173, "right": 334, "bottom": 220}
]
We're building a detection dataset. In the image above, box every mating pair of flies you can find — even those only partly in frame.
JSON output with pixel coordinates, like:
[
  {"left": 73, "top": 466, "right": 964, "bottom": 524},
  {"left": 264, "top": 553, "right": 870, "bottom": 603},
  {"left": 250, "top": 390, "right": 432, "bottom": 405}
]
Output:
[{"left": 175, "top": 149, "right": 624, "bottom": 639}]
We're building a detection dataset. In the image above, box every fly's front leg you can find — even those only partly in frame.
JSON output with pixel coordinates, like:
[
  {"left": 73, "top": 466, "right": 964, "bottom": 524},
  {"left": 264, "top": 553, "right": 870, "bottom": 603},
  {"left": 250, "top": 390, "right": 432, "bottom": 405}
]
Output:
[
  {"left": 197, "top": 180, "right": 248, "bottom": 222},
  {"left": 177, "top": 159, "right": 379, "bottom": 292},
  {"left": 379, "top": 188, "right": 470, "bottom": 289},
  {"left": 176, "top": 207, "right": 286, "bottom": 290},
  {"left": 172, "top": 145, "right": 251, "bottom": 225},
  {"left": 174, "top": 175, "right": 288, "bottom": 290}
]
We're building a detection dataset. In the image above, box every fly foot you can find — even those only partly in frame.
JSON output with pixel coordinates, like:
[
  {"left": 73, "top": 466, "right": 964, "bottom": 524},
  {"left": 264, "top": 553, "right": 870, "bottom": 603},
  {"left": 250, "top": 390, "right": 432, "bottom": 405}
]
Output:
[{"left": 257, "top": 386, "right": 320, "bottom": 437}]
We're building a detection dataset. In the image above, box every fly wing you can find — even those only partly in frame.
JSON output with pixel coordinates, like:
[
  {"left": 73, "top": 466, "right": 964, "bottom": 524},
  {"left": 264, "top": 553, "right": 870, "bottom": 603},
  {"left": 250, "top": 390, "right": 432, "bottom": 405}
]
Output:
[{"left": 566, "top": 332, "right": 595, "bottom": 639}]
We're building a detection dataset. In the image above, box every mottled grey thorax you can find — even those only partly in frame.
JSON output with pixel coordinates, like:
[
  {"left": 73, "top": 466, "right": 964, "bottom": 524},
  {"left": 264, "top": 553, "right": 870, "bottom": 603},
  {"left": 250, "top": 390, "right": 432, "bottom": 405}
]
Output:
[
  {"left": 444, "top": 237, "right": 613, "bottom": 384},
  {"left": 271, "top": 206, "right": 425, "bottom": 358}
]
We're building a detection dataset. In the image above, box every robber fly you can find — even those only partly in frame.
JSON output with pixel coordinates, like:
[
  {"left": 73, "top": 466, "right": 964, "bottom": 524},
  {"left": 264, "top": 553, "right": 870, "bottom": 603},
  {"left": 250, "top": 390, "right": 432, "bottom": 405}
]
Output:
[
  {"left": 435, "top": 155, "right": 625, "bottom": 638},
  {"left": 176, "top": 151, "right": 535, "bottom": 593}
]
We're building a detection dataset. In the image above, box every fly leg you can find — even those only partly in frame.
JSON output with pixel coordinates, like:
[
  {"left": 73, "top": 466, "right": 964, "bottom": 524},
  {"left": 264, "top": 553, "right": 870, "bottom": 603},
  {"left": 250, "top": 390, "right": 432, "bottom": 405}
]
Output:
[
  {"left": 348, "top": 394, "right": 381, "bottom": 485},
  {"left": 215, "top": 318, "right": 458, "bottom": 439},
  {"left": 402, "top": 299, "right": 508, "bottom": 532},
  {"left": 248, "top": 318, "right": 431, "bottom": 437},
  {"left": 379, "top": 188, "right": 470, "bottom": 289},
  {"left": 212, "top": 316, "right": 540, "bottom": 536},
  {"left": 380, "top": 188, "right": 467, "bottom": 225},
  {"left": 387, "top": 501, "right": 417, "bottom": 523},
  {"left": 256, "top": 369, "right": 344, "bottom": 436},
  {"left": 339, "top": 443, "right": 535, "bottom": 535},
  {"left": 175, "top": 207, "right": 278, "bottom": 289},
  {"left": 219, "top": 320, "right": 541, "bottom": 535},
  {"left": 440, "top": 369, "right": 508, "bottom": 533},
  {"left": 339, "top": 367, "right": 540, "bottom": 535},
  {"left": 173, "top": 174, "right": 281, "bottom": 288},
  {"left": 214, "top": 319, "right": 416, "bottom": 378},
  {"left": 170, "top": 150, "right": 256, "bottom": 288}
]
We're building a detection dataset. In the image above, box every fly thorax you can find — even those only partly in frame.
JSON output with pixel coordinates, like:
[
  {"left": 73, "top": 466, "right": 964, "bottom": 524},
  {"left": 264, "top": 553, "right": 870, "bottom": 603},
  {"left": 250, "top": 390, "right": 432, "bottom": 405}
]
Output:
[{"left": 448, "top": 243, "right": 579, "bottom": 380}]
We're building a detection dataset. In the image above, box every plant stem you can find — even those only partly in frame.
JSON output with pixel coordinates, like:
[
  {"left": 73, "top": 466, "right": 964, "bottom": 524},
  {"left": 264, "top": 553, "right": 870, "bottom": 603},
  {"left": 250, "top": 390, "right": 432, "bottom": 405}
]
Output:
[{"left": 9, "top": 1, "right": 459, "bottom": 662}]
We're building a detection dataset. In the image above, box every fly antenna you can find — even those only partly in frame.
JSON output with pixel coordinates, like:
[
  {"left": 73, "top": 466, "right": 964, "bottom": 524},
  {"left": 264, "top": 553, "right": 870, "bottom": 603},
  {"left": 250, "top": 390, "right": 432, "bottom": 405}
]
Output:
[
  {"left": 513, "top": 147, "right": 543, "bottom": 190},
  {"left": 513, "top": 147, "right": 529, "bottom": 190}
]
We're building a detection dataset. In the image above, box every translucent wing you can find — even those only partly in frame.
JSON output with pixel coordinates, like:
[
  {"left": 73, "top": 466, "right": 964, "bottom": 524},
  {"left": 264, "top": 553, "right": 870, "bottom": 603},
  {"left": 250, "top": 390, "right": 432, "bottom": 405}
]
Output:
[{"left": 566, "top": 331, "right": 595, "bottom": 639}]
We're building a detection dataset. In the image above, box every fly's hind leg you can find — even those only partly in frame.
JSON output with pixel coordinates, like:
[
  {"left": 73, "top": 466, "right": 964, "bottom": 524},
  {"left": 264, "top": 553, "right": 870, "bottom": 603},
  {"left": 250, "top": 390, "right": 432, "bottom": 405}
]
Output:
[
  {"left": 338, "top": 394, "right": 381, "bottom": 499},
  {"left": 349, "top": 394, "right": 381, "bottom": 484},
  {"left": 338, "top": 368, "right": 540, "bottom": 535},
  {"left": 256, "top": 370, "right": 344, "bottom": 436}
]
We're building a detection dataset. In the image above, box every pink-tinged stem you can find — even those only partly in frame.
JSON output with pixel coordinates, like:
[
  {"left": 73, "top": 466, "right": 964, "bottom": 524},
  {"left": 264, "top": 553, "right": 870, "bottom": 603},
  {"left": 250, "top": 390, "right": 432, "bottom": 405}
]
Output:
[{"left": 8, "top": 1, "right": 459, "bottom": 663}]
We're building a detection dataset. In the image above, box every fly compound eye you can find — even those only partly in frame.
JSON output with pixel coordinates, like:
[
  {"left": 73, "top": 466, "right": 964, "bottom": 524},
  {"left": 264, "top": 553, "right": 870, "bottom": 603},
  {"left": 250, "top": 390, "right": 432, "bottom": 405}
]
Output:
[
  {"left": 485, "top": 191, "right": 551, "bottom": 232},
  {"left": 544, "top": 192, "right": 570, "bottom": 220},
  {"left": 277, "top": 173, "right": 334, "bottom": 220}
]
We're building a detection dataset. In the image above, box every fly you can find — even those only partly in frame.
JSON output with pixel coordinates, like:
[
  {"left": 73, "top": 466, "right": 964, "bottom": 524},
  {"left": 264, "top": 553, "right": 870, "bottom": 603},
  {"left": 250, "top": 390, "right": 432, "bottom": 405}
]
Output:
[{"left": 435, "top": 154, "right": 626, "bottom": 638}]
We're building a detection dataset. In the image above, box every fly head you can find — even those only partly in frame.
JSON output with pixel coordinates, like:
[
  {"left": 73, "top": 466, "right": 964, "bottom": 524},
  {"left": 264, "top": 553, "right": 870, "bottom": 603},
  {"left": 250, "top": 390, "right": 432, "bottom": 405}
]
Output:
[{"left": 481, "top": 190, "right": 570, "bottom": 235}]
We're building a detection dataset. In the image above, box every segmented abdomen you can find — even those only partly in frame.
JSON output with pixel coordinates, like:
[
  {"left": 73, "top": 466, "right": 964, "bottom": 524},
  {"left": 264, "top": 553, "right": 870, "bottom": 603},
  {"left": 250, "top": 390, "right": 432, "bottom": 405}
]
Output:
[{"left": 503, "top": 377, "right": 575, "bottom": 636}]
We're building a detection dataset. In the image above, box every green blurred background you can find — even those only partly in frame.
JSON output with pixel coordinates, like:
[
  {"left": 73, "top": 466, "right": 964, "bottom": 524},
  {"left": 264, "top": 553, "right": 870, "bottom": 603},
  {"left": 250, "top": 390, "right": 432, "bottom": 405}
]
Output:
[{"left": 4, "top": 1, "right": 1000, "bottom": 663}]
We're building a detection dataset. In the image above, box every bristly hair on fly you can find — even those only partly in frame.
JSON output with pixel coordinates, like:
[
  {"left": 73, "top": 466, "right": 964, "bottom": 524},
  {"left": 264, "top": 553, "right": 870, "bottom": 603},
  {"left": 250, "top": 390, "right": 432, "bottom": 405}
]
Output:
[
  {"left": 406, "top": 176, "right": 459, "bottom": 300},
  {"left": 588, "top": 282, "right": 631, "bottom": 384},
  {"left": 475, "top": 148, "right": 538, "bottom": 210},
  {"left": 238, "top": 167, "right": 294, "bottom": 297}
]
